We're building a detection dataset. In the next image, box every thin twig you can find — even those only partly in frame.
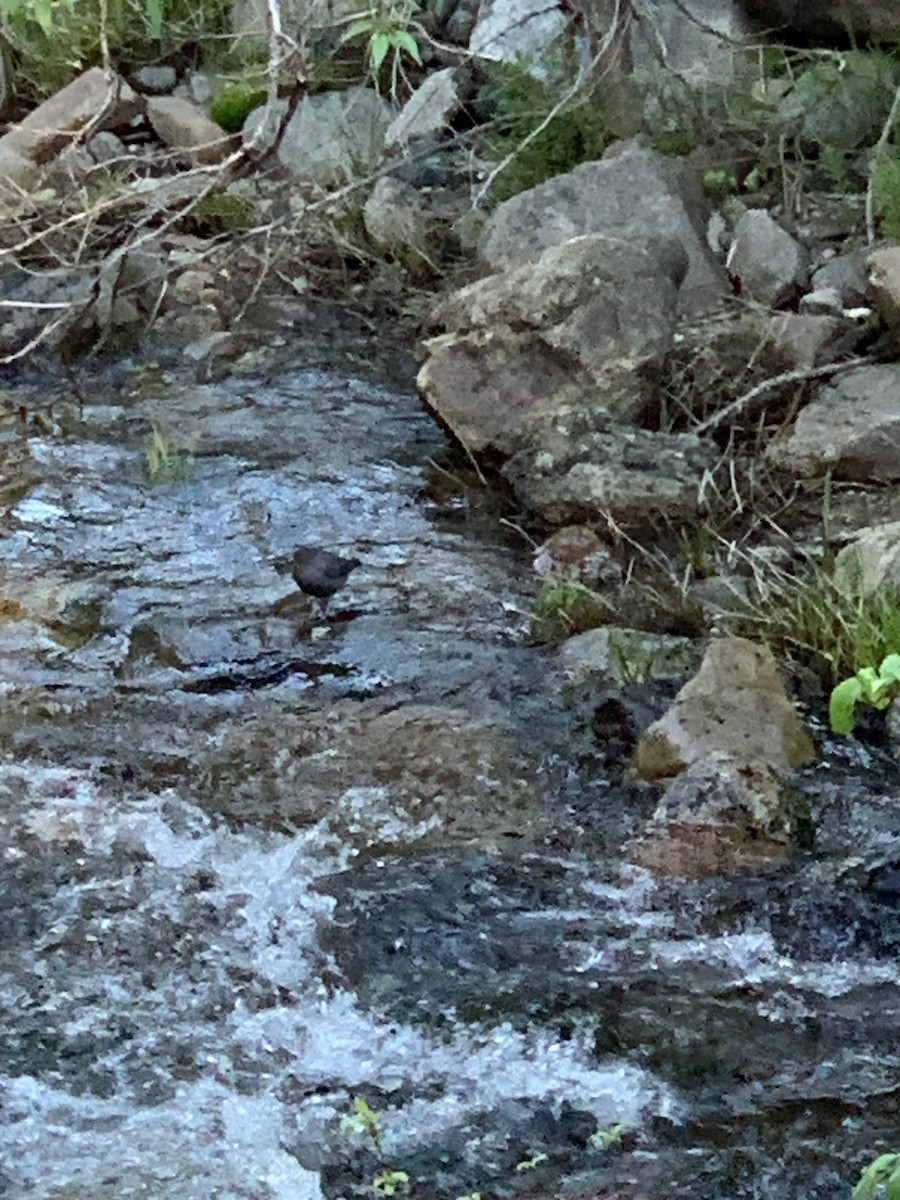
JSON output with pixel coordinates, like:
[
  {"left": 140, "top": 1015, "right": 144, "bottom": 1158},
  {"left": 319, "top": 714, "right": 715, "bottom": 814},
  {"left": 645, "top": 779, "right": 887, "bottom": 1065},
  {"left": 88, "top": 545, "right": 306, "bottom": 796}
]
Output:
[{"left": 694, "top": 356, "right": 875, "bottom": 436}]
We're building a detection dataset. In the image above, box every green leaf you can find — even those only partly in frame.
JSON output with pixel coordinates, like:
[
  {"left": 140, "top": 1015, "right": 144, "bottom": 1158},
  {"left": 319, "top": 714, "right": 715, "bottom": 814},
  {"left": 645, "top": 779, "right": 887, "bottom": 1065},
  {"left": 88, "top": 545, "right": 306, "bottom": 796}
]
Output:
[
  {"left": 392, "top": 29, "right": 421, "bottom": 63},
  {"left": 881, "top": 653, "right": 900, "bottom": 683},
  {"left": 370, "top": 32, "right": 390, "bottom": 72},
  {"left": 829, "top": 676, "right": 864, "bottom": 734},
  {"left": 145, "top": 0, "right": 164, "bottom": 38},
  {"left": 340, "top": 18, "right": 375, "bottom": 43},
  {"left": 853, "top": 1154, "right": 900, "bottom": 1200},
  {"left": 32, "top": 0, "right": 54, "bottom": 34},
  {"left": 857, "top": 665, "right": 880, "bottom": 698}
]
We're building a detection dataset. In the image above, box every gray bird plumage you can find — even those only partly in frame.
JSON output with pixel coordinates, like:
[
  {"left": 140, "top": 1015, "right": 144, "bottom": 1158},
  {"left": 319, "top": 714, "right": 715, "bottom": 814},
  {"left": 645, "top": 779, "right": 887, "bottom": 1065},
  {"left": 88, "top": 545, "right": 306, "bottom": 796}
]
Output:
[{"left": 291, "top": 545, "right": 361, "bottom": 601}]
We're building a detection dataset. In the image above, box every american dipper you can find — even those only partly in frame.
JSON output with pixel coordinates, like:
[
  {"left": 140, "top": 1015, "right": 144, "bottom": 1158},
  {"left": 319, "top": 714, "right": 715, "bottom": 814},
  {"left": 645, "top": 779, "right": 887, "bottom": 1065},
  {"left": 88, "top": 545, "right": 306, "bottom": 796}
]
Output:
[{"left": 291, "top": 545, "right": 361, "bottom": 607}]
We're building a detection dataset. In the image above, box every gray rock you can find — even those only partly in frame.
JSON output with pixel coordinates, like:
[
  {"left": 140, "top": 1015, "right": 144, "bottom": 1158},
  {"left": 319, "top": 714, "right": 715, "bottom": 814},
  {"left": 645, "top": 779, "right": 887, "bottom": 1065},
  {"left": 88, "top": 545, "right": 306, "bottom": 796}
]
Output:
[
  {"left": 386, "top": 68, "right": 461, "bottom": 148},
  {"left": 469, "top": 0, "right": 567, "bottom": 61},
  {"left": 478, "top": 142, "right": 727, "bottom": 316},
  {"left": 133, "top": 66, "right": 177, "bottom": 94},
  {"left": 727, "top": 208, "right": 808, "bottom": 306},
  {"left": 811, "top": 249, "right": 870, "bottom": 308},
  {"left": 560, "top": 626, "right": 697, "bottom": 687},
  {"left": 503, "top": 409, "right": 718, "bottom": 525},
  {"left": 768, "top": 364, "right": 900, "bottom": 481},
  {"left": 243, "top": 87, "right": 389, "bottom": 186},
  {"left": 363, "top": 177, "right": 431, "bottom": 267}
]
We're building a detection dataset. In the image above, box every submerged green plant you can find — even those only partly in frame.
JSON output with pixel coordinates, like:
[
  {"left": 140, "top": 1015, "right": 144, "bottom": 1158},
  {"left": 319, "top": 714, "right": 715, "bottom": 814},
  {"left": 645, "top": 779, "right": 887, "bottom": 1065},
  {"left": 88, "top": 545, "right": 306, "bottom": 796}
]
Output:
[
  {"left": 339, "top": 1096, "right": 383, "bottom": 1149},
  {"left": 829, "top": 653, "right": 900, "bottom": 734},
  {"left": 143, "top": 424, "right": 193, "bottom": 484}
]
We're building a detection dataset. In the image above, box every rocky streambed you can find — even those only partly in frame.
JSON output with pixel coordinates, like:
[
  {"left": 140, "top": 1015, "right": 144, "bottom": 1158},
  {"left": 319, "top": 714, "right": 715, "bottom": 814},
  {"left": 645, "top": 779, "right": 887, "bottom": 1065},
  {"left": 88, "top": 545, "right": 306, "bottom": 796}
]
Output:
[{"left": 1, "top": 361, "right": 900, "bottom": 1200}]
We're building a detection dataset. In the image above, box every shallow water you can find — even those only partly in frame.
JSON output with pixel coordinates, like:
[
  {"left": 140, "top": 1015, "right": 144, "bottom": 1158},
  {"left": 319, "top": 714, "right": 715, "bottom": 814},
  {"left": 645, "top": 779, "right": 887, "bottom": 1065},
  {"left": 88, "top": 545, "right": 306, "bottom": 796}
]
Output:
[{"left": 1, "top": 365, "right": 900, "bottom": 1199}]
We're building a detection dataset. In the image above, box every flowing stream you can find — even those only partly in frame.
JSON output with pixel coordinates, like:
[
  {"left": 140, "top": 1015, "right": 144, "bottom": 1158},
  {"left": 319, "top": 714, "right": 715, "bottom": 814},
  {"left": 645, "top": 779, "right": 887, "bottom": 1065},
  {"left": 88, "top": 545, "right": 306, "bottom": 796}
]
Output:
[{"left": 1, "top": 364, "right": 900, "bottom": 1199}]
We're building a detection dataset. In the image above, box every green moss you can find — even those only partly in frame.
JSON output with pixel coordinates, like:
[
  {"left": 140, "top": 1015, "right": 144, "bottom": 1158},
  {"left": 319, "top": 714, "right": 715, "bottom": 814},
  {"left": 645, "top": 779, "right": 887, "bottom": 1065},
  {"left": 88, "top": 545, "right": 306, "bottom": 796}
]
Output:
[
  {"left": 182, "top": 191, "right": 254, "bottom": 235},
  {"left": 210, "top": 82, "right": 267, "bottom": 132}
]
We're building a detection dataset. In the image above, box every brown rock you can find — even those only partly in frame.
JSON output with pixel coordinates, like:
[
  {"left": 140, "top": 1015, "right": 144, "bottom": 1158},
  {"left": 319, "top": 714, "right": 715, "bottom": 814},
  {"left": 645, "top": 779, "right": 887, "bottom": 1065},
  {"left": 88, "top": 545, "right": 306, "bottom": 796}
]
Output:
[
  {"left": 628, "top": 752, "right": 809, "bottom": 879},
  {"left": 418, "top": 233, "right": 685, "bottom": 455},
  {"left": 146, "top": 96, "right": 229, "bottom": 164},
  {"left": 868, "top": 246, "right": 900, "bottom": 346},
  {"left": 196, "top": 700, "right": 542, "bottom": 852},
  {"left": 1, "top": 68, "right": 140, "bottom": 164},
  {"left": 633, "top": 636, "right": 814, "bottom": 783}
]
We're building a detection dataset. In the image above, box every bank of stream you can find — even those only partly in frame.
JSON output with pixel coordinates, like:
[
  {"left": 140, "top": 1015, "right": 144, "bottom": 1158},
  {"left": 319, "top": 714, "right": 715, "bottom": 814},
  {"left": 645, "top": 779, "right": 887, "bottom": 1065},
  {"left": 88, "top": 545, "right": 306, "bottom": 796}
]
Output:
[{"left": 1, "top": 361, "right": 900, "bottom": 1200}]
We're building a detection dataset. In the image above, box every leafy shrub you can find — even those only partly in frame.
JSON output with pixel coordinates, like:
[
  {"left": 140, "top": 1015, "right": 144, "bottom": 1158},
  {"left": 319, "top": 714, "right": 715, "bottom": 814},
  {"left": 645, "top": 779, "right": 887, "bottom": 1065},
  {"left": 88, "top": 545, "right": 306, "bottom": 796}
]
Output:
[
  {"left": 481, "top": 49, "right": 608, "bottom": 203},
  {"left": 852, "top": 1153, "right": 900, "bottom": 1200},
  {"left": 785, "top": 48, "right": 900, "bottom": 152}
]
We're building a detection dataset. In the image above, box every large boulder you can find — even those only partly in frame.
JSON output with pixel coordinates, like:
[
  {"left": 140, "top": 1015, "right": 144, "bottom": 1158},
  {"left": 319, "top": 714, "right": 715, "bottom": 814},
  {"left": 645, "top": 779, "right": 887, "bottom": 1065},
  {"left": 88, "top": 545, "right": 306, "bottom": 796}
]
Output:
[
  {"left": 478, "top": 142, "right": 728, "bottom": 315},
  {"left": 418, "top": 233, "right": 686, "bottom": 451},
  {"left": 243, "top": 87, "right": 389, "bottom": 186}
]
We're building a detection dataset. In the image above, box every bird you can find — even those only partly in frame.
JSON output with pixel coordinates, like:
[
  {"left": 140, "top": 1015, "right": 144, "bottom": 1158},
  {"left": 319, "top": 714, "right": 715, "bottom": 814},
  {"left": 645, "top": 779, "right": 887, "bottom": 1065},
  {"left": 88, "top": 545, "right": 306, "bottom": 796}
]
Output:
[{"left": 291, "top": 545, "right": 361, "bottom": 613}]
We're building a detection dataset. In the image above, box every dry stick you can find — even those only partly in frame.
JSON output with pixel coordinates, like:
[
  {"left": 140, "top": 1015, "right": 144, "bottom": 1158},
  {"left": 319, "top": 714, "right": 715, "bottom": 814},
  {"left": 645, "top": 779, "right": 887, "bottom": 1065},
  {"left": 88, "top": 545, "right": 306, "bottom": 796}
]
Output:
[
  {"left": 694, "top": 356, "right": 876, "bottom": 436},
  {"left": 866, "top": 79, "right": 900, "bottom": 245}
]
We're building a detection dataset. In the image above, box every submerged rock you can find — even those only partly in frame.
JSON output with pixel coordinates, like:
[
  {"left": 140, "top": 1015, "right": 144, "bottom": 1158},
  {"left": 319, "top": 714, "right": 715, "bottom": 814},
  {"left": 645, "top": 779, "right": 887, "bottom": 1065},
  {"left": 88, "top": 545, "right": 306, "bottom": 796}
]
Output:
[{"left": 196, "top": 699, "right": 543, "bottom": 852}]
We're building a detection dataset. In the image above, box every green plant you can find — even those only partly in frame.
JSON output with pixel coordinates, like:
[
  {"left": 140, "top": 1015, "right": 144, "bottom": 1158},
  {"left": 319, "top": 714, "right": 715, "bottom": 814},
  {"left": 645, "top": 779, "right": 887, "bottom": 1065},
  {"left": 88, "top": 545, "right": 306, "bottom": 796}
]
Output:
[
  {"left": 182, "top": 191, "right": 255, "bottom": 235},
  {"left": 1, "top": 0, "right": 232, "bottom": 98},
  {"left": 736, "top": 557, "right": 900, "bottom": 689},
  {"left": 515, "top": 1151, "right": 548, "bottom": 1172},
  {"left": 589, "top": 1120, "right": 633, "bottom": 1149},
  {"left": 530, "top": 578, "right": 611, "bottom": 642},
  {"left": 852, "top": 1153, "right": 900, "bottom": 1200},
  {"left": 338, "top": 0, "right": 421, "bottom": 94},
  {"left": 143, "top": 424, "right": 193, "bottom": 484},
  {"left": 371, "top": 1171, "right": 409, "bottom": 1197},
  {"left": 829, "top": 653, "right": 900, "bottom": 734},
  {"left": 340, "top": 1096, "right": 383, "bottom": 1149},
  {"left": 481, "top": 49, "right": 608, "bottom": 203},
  {"left": 872, "top": 155, "right": 900, "bottom": 241}
]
